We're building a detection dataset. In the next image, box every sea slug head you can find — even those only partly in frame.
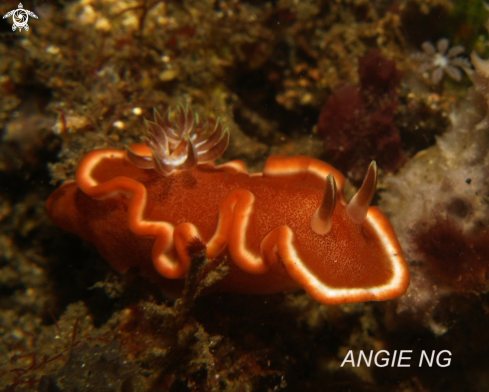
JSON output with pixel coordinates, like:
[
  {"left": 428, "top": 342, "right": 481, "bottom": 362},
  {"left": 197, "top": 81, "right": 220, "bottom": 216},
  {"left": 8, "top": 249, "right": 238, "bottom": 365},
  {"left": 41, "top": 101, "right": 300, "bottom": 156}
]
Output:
[
  {"left": 281, "top": 160, "right": 410, "bottom": 304},
  {"left": 126, "top": 104, "right": 230, "bottom": 175}
]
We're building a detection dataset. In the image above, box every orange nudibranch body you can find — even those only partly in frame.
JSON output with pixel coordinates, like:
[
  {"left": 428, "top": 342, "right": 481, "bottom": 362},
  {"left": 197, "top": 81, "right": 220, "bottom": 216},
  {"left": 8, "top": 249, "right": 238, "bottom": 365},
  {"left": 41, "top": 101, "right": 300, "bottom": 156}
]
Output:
[{"left": 46, "top": 144, "right": 409, "bottom": 305}]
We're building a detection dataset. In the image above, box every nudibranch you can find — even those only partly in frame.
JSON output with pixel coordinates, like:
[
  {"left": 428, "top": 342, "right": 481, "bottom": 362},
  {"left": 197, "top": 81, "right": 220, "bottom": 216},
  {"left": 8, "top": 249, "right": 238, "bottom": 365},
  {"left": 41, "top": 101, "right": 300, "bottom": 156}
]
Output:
[{"left": 46, "top": 106, "right": 409, "bottom": 305}]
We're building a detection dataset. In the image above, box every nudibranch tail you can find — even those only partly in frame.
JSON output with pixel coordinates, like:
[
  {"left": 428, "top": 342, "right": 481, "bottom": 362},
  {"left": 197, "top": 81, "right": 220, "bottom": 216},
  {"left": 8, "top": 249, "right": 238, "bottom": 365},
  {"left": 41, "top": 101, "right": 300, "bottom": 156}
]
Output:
[
  {"left": 346, "top": 161, "right": 378, "bottom": 224},
  {"left": 126, "top": 105, "right": 229, "bottom": 175},
  {"left": 311, "top": 173, "right": 337, "bottom": 235}
]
